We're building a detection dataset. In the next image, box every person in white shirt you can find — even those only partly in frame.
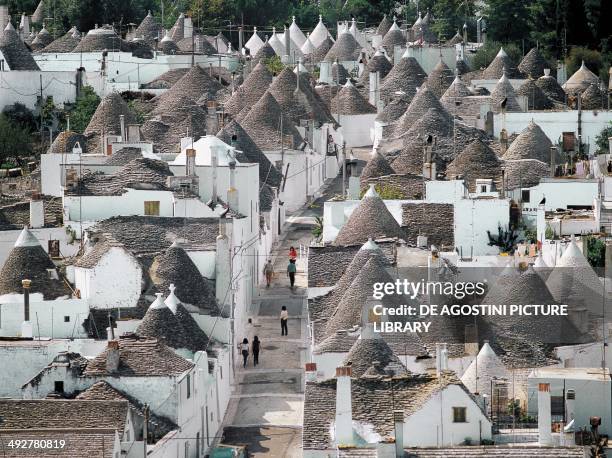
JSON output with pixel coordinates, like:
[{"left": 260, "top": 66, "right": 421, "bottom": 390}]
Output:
[
  {"left": 280, "top": 306, "right": 288, "bottom": 336},
  {"left": 241, "top": 338, "right": 249, "bottom": 368}
]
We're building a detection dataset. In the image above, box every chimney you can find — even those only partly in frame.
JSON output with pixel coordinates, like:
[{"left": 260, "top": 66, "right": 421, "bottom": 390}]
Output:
[
  {"left": 186, "top": 148, "right": 196, "bottom": 176},
  {"left": 119, "top": 115, "right": 126, "bottom": 141},
  {"left": 393, "top": 410, "right": 404, "bottom": 457},
  {"left": 550, "top": 146, "right": 557, "bottom": 178},
  {"left": 284, "top": 25, "right": 290, "bottom": 59},
  {"left": 335, "top": 366, "right": 353, "bottom": 445},
  {"left": 500, "top": 129, "right": 508, "bottom": 153},
  {"left": 305, "top": 362, "right": 317, "bottom": 382},
  {"left": 215, "top": 221, "right": 231, "bottom": 308},
  {"left": 21, "top": 279, "right": 32, "bottom": 338},
  {"left": 29, "top": 195, "right": 44, "bottom": 229},
  {"left": 500, "top": 168, "right": 506, "bottom": 198},
  {"left": 207, "top": 101, "right": 219, "bottom": 134},
  {"left": 211, "top": 147, "right": 218, "bottom": 204},
  {"left": 369, "top": 70, "right": 380, "bottom": 106},
  {"left": 106, "top": 340, "right": 120, "bottom": 373},
  {"left": 228, "top": 160, "right": 239, "bottom": 210},
  {"left": 537, "top": 383, "right": 552, "bottom": 445},
  {"left": 238, "top": 26, "right": 243, "bottom": 53},
  {"left": 435, "top": 342, "right": 448, "bottom": 377}
]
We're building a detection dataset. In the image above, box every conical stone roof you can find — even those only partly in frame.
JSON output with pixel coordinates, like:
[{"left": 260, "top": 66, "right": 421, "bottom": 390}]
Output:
[
  {"left": 310, "top": 15, "right": 330, "bottom": 48},
  {"left": 149, "top": 244, "right": 219, "bottom": 314},
  {"left": 516, "top": 77, "right": 553, "bottom": 110},
  {"left": 446, "top": 139, "right": 501, "bottom": 192},
  {"left": 269, "top": 67, "right": 334, "bottom": 124},
  {"left": 446, "top": 31, "right": 463, "bottom": 46},
  {"left": 73, "top": 27, "right": 130, "bottom": 53},
  {"left": 536, "top": 72, "right": 566, "bottom": 103},
  {"left": 324, "top": 32, "right": 360, "bottom": 62},
  {"left": 490, "top": 72, "right": 522, "bottom": 111},
  {"left": 375, "top": 92, "right": 410, "bottom": 123},
  {"left": 170, "top": 13, "right": 185, "bottom": 41},
  {"left": 331, "top": 80, "right": 376, "bottom": 115},
  {"left": 393, "top": 85, "right": 449, "bottom": 136},
  {"left": 563, "top": 61, "right": 599, "bottom": 94},
  {"left": 441, "top": 75, "right": 471, "bottom": 102},
  {"left": 518, "top": 47, "right": 548, "bottom": 78},
  {"left": 502, "top": 159, "right": 550, "bottom": 190},
  {"left": 358, "top": 49, "right": 393, "bottom": 86},
  {"left": 252, "top": 42, "right": 276, "bottom": 63},
  {"left": 325, "top": 256, "right": 399, "bottom": 335},
  {"left": 84, "top": 92, "right": 136, "bottom": 153},
  {"left": 32, "top": 0, "right": 45, "bottom": 23},
  {"left": 49, "top": 130, "right": 87, "bottom": 154},
  {"left": 136, "top": 293, "right": 190, "bottom": 349},
  {"left": 133, "top": 11, "right": 161, "bottom": 47},
  {"left": 376, "top": 15, "right": 393, "bottom": 36},
  {"left": 0, "top": 22, "right": 39, "bottom": 70},
  {"left": 331, "top": 60, "right": 350, "bottom": 85},
  {"left": 546, "top": 239, "right": 603, "bottom": 317},
  {"left": 159, "top": 32, "right": 179, "bottom": 54},
  {"left": 343, "top": 327, "right": 408, "bottom": 378},
  {"left": 503, "top": 121, "right": 552, "bottom": 162},
  {"left": 0, "top": 227, "right": 70, "bottom": 299},
  {"left": 581, "top": 83, "right": 604, "bottom": 109},
  {"left": 30, "top": 26, "right": 53, "bottom": 51},
  {"left": 223, "top": 62, "right": 272, "bottom": 117},
  {"left": 217, "top": 120, "right": 283, "bottom": 188},
  {"left": 240, "top": 91, "right": 303, "bottom": 151},
  {"left": 460, "top": 342, "right": 510, "bottom": 396},
  {"left": 333, "top": 185, "right": 404, "bottom": 246},
  {"left": 300, "top": 33, "right": 316, "bottom": 55},
  {"left": 482, "top": 47, "right": 518, "bottom": 79},
  {"left": 156, "top": 65, "right": 223, "bottom": 106},
  {"left": 289, "top": 16, "right": 307, "bottom": 48},
  {"left": 381, "top": 21, "right": 404, "bottom": 58},
  {"left": 380, "top": 53, "right": 427, "bottom": 102},
  {"left": 311, "top": 36, "right": 333, "bottom": 63},
  {"left": 42, "top": 26, "right": 80, "bottom": 53},
  {"left": 245, "top": 27, "right": 264, "bottom": 56},
  {"left": 426, "top": 58, "right": 454, "bottom": 98},
  {"left": 360, "top": 152, "right": 395, "bottom": 184}
]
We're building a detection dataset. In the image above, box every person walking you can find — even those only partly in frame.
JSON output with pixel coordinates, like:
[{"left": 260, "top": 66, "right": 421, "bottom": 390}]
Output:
[
  {"left": 280, "top": 306, "right": 288, "bottom": 336},
  {"left": 241, "top": 338, "right": 249, "bottom": 368},
  {"left": 287, "top": 259, "right": 297, "bottom": 289},
  {"left": 263, "top": 260, "right": 274, "bottom": 288},
  {"left": 289, "top": 246, "right": 297, "bottom": 261},
  {"left": 252, "top": 336, "right": 260, "bottom": 366}
]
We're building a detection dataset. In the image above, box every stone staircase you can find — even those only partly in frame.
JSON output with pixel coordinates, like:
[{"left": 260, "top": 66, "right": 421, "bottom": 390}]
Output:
[{"left": 405, "top": 446, "right": 585, "bottom": 457}]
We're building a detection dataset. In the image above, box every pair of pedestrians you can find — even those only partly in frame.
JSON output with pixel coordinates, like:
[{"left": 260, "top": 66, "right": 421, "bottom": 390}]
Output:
[
  {"left": 240, "top": 336, "right": 261, "bottom": 368},
  {"left": 262, "top": 246, "right": 298, "bottom": 289}
]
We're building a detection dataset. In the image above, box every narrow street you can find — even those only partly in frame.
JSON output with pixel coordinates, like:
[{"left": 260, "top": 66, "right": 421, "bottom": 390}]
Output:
[{"left": 219, "top": 214, "right": 315, "bottom": 457}]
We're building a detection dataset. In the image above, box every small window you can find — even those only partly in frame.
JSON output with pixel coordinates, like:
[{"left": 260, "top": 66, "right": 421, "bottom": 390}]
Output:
[
  {"left": 54, "top": 381, "right": 64, "bottom": 393},
  {"left": 453, "top": 407, "right": 467, "bottom": 423},
  {"left": 64, "top": 316, "right": 70, "bottom": 322},
  {"left": 521, "top": 190, "right": 530, "bottom": 203},
  {"left": 186, "top": 374, "right": 191, "bottom": 399},
  {"left": 144, "top": 201, "right": 160, "bottom": 216},
  {"left": 480, "top": 185, "right": 487, "bottom": 193}
]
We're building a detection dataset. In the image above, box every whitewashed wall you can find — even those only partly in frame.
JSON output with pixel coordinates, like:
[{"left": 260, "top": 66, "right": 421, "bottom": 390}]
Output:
[
  {"left": 0, "top": 71, "right": 77, "bottom": 110},
  {"left": 0, "top": 294, "right": 89, "bottom": 338},
  {"left": 333, "top": 114, "right": 377, "bottom": 148},
  {"left": 453, "top": 198, "right": 510, "bottom": 257},
  {"left": 74, "top": 246, "right": 142, "bottom": 310},
  {"left": 403, "top": 384, "right": 492, "bottom": 446},
  {"left": 494, "top": 111, "right": 612, "bottom": 149}
]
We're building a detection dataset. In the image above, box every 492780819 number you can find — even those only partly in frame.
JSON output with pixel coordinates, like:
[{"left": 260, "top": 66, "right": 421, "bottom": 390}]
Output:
[{"left": 7, "top": 439, "right": 66, "bottom": 449}]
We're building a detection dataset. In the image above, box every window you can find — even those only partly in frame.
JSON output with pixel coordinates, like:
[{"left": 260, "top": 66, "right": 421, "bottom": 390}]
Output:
[
  {"left": 54, "top": 381, "right": 64, "bottom": 393},
  {"left": 521, "top": 190, "right": 530, "bottom": 203},
  {"left": 452, "top": 407, "right": 467, "bottom": 423},
  {"left": 64, "top": 316, "right": 70, "bottom": 322},
  {"left": 144, "top": 201, "right": 160, "bottom": 216},
  {"left": 186, "top": 374, "right": 191, "bottom": 399},
  {"left": 480, "top": 185, "right": 487, "bottom": 193}
]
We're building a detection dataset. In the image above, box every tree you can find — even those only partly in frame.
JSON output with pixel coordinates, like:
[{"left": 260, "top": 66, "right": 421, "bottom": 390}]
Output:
[
  {"left": 471, "top": 40, "right": 523, "bottom": 71},
  {"left": 594, "top": 122, "right": 612, "bottom": 155},
  {"left": 586, "top": 235, "right": 605, "bottom": 268},
  {"left": 0, "top": 115, "right": 33, "bottom": 166},
  {"left": 430, "top": 0, "right": 477, "bottom": 42},
  {"left": 482, "top": 0, "right": 530, "bottom": 45},
  {"left": 487, "top": 224, "right": 519, "bottom": 254},
  {"left": 2, "top": 103, "right": 36, "bottom": 133},
  {"left": 66, "top": 86, "right": 100, "bottom": 133}
]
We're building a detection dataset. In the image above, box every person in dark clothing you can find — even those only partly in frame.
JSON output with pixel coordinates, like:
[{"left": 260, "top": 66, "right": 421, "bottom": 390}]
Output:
[
  {"left": 252, "top": 336, "right": 260, "bottom": 366},
  {"left": 280, "top": 305, "right": 288, "bottom": 336},
  {"left": 287, "top": 259, "right": 297, "bottom": 289},
  {"left": 241, "top": 338, "right": 249, "bottom": 368}
]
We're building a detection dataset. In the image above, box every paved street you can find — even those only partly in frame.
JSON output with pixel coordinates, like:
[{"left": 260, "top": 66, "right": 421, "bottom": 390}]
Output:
[{"left": 219, "top": 209, "right": 314, "bottom": 457}]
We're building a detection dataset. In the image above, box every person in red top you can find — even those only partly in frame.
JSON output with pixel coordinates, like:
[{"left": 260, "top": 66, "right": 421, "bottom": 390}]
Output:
[{"left": 289, "top": 246, "right": 297, "bottom": 261}]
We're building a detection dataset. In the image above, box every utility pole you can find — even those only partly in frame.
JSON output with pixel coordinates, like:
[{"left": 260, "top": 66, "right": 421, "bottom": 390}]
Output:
[
  {"left": 341, "top": 141, "right": 346, "bottom": 198},
  {"left": 143, "top": 403, "right": 149, "bottom": 456},
  {"left": 39, "top": 74, "right": 44, "bottom": 154}
]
